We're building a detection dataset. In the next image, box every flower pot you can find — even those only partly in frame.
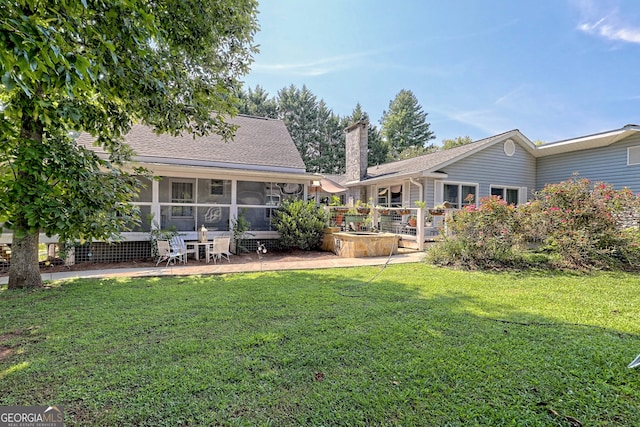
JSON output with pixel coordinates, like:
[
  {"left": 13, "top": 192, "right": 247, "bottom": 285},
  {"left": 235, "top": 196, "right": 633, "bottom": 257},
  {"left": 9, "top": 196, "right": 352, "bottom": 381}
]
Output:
[{"left": 408, "top": 218, "right": 417, "bottom": 227}]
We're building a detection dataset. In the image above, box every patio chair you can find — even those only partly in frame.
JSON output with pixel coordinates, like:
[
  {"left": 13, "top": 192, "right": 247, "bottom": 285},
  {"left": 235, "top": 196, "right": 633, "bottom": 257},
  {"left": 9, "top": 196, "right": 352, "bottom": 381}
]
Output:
[
  {"left": 206, "top": 236, "right": 232, "bottom": 263},
  {"left": 155, "top": 240, "right": 184, "bottom": 266},
  {"left": 169, "top": 235, "right": 196, "bottom": 263}
]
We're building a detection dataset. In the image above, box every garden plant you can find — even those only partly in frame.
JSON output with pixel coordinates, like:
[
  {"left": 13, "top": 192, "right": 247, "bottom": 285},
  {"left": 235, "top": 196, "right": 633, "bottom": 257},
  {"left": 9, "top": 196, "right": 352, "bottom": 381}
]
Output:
[{"left": 428, "top": 177, "right": 640, "bottom": 270}]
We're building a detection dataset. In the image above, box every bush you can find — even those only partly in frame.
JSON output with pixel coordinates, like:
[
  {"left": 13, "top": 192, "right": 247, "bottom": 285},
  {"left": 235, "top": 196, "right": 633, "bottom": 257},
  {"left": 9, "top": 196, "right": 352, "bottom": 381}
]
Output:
[
  {"left": 522, "top": 177, "right": 640, "bottom": 270},
  {"left": 272, "top": 199, "right": 329, "bottom": 251},
  {"left": 428, "top": 177, "right": 640, "bottom": 271},
  {"left": 426, "top": 196, "right": 527, "bottom": 269}
]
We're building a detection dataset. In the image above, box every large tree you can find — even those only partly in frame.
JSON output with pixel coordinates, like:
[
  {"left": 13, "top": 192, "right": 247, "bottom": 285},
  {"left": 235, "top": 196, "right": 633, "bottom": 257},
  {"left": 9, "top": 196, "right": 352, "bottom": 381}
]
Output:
[
  {"left": 441, "top": 135, "right": 473, "bottom": 150},
  {"left": 0, "top": 0, "right": 258, "bottom": 289},
  {"left": 238, "top": 85, "right": 278, "bottom": 119},
  {"left": 379, "top": 89, "right": 435, "bottom": 160},
  {"left": 315, "top": 100, "right": 344, "bottom": 174},
  {"left": 276, "top": 85, "right": 324, "bottom": 172}
]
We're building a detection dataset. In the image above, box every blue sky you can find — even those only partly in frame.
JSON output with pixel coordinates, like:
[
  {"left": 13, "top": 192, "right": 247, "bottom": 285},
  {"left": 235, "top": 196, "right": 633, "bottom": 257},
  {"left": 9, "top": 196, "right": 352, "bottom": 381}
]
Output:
[{"left": 242, "top": 0, "right": 640, "bottom": 145}]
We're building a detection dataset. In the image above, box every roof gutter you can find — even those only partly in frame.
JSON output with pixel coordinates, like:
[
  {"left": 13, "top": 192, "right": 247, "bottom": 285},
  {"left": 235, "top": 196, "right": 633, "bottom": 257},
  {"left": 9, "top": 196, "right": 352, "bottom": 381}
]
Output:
[
  {"left": 345, "top": 171, "right": 448, "bottom": 186},
  {"left": 409, "top": 177, "right": 424, "bottom": 204}
]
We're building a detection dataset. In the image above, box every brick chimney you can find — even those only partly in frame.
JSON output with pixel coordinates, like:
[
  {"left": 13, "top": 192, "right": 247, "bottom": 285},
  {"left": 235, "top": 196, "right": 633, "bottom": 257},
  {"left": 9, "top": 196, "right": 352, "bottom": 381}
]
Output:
[{"left": 345, "top": 121, "right": 368, "bottom": 183}]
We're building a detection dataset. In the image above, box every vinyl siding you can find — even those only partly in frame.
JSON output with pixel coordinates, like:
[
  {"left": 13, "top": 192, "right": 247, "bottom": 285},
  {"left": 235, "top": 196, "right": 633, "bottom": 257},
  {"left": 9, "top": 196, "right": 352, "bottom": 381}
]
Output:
[
  {"left": 435, "top": 140, "right": 536, "bottom": 203},
  {"left": 536, "top": 133, "right": 640, "bottom": 192}
]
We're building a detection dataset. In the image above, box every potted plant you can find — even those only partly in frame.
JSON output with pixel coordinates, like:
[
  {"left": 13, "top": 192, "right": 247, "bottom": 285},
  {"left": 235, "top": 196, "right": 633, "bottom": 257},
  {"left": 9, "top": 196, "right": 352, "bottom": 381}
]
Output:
[
  {"left": 355, "top": 199, "right": 370, "bottom": 214},
  {"left": 376, "top": 206, "right": 390, "bottom": 215},
  {"left": 429, "top": 203, "right": 446, "bottom": 216},
  {"left": 408, "top": 215, "right": 417, "bottom": 227}
]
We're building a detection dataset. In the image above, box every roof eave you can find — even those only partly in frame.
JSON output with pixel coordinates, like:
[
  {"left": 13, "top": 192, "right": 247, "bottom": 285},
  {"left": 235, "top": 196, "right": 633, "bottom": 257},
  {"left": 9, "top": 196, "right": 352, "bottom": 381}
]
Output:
[
  {"left": 345, "top": 170, "right": 448, "bottom": 186},
  {"left": 537, "top": 128, "right": 640, "bottom": 156}
]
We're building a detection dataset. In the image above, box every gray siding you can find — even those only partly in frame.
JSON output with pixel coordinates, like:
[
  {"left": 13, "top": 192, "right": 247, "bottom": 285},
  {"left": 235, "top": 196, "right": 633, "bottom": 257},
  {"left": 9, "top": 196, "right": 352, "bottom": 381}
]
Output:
[
  {"left": 438, "top": 140, "right": 536, "bottom": 202},
  {"left": 537, "top": 133, "right": 640, "bottom": 192}
]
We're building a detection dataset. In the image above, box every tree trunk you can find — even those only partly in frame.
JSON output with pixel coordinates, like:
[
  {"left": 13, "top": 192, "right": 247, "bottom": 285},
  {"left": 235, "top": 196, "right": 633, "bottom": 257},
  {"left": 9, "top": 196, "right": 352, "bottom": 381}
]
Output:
[
  {"left": 8, "top": 107, "right": 45, "bottom": 289},
  {"left": 8, "top": 230, "right": 42, "bottom": 289}
]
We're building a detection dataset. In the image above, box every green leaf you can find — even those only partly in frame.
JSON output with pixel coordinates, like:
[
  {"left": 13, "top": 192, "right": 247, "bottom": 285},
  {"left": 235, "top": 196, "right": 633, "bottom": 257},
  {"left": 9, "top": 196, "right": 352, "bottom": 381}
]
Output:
[{"left": 1, "top": 72, "right": 16, "bottom": 91}]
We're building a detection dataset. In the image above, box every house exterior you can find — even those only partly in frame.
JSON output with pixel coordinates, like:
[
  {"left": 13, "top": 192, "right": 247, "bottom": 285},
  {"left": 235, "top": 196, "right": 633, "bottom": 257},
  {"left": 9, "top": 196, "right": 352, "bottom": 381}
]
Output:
[
  {"left": 341, "top": 122, "right": 536, "bottom": 212},
  {"left": 341, "top": 122, "right": 640, "bottom": 211},
  {"left": 1, "top": 114, "right": 638, "bottom": 262},
  {"left": 0, "top": 115, "right": 314, "bottom": 261},
  {"left": 536, "top": 124, "right": 640, "bottom": 192},
  {"left": 334, "top": 122, "right": 640, "bottom": 249}
]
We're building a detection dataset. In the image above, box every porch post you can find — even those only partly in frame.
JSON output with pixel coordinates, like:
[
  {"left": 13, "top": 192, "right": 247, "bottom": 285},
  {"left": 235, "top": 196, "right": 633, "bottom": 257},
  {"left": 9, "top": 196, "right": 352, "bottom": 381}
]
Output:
[
  {"left": 151, "top": 179, "right": 161, "bottom": 229},
  {"left": 416, "top": 207, "right": 425, "bottom": 251}
]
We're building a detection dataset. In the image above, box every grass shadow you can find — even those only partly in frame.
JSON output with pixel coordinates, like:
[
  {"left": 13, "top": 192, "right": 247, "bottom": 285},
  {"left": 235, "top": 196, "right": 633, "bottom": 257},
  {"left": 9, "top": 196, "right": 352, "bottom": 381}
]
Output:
[{"left": 0, "top": 264, "right": 638, "bottom": 425}]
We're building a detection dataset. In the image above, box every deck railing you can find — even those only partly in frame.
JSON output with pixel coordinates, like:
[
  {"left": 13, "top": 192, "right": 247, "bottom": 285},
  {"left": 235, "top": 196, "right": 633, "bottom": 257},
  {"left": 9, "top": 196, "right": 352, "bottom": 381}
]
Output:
[{"left": 326, "top": 206, "right": 451, "bottom": 250}]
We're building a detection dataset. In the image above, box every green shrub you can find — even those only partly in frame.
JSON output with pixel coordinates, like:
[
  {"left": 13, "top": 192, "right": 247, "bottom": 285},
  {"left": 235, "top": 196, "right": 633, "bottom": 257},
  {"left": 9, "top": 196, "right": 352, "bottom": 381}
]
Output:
[
  {"left": 522, "top": 177, "right": 640, "bottom": 270},
  {"left": 426, "top": 196, "right": 527, "bottom": 269},
  {"left": 272, "top": 199, "right": 329, "bottom": 251},
  {"left": 428, "top": 177, "right": 640, "bottom": 271}
]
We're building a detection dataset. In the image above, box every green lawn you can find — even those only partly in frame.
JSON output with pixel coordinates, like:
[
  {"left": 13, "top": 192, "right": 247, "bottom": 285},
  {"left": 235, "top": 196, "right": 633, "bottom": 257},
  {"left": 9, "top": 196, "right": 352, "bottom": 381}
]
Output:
[{"left": 1, "top": 264, "right": 639, "bottom": 426}]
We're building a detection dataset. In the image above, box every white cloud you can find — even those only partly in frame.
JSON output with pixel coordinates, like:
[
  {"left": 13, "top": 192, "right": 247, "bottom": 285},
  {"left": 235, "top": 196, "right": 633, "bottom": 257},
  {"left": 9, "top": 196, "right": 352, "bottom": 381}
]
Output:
[
  {"left": 579, "top": 19, "right": 640, "bottom": 43},
  {"left": 575, "top": 1, "right": 640, "bottom": 44},
  {"left": 494, "top": 85, "right": 529, "bottom": 106},
  {"left": 251, "top": 45, "right": 402, "bottom": 77}
]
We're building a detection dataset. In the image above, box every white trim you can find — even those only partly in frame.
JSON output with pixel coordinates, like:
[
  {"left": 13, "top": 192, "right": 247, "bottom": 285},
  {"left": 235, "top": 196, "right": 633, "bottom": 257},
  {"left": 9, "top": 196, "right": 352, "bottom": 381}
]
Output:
[
  {"left": 489, "top": 184, "right": 521, "bottom": 205},
  {"left": 168, "top": 178, "right": 196, "bottom": 219},
  {"left": 504, "top": 139, "right": 516, "bottom": 156},
  {"left": 441, "top": 180, "right": 479, "bottom": 209},
  {"left": 627, "top": 146, "right": 640, "bottom": 166},
  {"left": 519, "top": 187, "right": 528, "bottom": 204}
]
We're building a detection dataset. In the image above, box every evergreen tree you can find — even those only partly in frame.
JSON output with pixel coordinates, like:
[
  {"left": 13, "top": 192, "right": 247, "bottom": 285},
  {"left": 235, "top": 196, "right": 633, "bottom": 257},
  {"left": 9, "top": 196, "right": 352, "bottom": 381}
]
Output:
[
  {"left": 441, "top": 136, "right": 473, "bottom": 150},
  {"left": 380, "top": 89, "right": 435, "bottom": 160},
  {"left": 316, "top": 101, "right": 345, "bottom": 174},
  {"left": 238, "top": 85, "right": 278, "bottom": 119},
  {"left": 277, "top": 85, "right": 322, "bottom": 172}
]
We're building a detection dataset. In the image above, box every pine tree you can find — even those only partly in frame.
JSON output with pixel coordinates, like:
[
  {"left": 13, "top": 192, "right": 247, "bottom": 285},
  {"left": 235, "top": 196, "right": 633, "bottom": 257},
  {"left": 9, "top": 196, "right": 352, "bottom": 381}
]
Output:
[
  {"left": 277, "top": 85, "right": 322, "bottom": 172},
  {"left": 380, "top": 89, "right": 435, "bottom": 160},
  {"left": 238, "top": 85, "right": 278, "bottom": 119}
]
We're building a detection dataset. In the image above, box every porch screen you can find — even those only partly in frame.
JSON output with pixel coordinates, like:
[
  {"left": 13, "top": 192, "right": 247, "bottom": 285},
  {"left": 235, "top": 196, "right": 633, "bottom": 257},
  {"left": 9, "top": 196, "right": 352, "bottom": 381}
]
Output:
[{"left": 171, "top": 182, "right": 193, "bottom": 217}]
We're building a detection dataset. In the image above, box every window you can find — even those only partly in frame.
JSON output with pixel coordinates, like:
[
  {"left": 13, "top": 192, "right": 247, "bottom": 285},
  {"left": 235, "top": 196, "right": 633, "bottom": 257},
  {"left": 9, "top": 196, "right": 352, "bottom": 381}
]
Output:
[
  {"left": 628, "top": 146, "right": 640, "bottom": 165},
  {"left": 210, "top": 179, "right": 224, "bottom": 195},
  {"left": 490, "top": 186, "right": 519, "bottom": 205},
  {"left": 171, "top": 181, "right": 194, "bottom": 217},
  {"left": 377, "top": 185, "right": 403, "bottom": 207},
  {"left": 443, "top": 183, "right": 477, "bottom": 209}
]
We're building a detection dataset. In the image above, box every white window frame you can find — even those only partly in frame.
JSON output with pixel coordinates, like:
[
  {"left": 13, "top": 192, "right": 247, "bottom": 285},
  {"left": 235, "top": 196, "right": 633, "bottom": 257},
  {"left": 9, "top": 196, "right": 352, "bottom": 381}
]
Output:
[
  {"left": 489, "top": 185, "right": 521, "bottom": 205},
  {"left": 376, "top": 184, "right": 404, "bottom": 208},
  {"left": 210, "top": 179, "right": 226, "bottom": 196},
  {"left": 169, "top": 178, "right": 195, "bottom": 218},
  {"left": 628, "top": 146, "right": 640, "bottom": 166},
  {"left": 440, "top": 181, "right": 478, "bottom": 209}
]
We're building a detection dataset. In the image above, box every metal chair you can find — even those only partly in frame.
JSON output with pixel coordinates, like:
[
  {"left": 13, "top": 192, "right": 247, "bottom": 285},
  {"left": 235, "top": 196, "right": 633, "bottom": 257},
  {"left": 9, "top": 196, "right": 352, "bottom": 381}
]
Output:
[{"left": 206, "top": 236, "right": 232, "bottom": 263}]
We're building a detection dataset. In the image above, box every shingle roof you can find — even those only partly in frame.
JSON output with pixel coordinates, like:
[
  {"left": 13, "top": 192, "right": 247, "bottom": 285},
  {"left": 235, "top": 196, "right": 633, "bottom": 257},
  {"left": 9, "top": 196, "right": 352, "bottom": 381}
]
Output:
[
  {"left": 362, "top": 130, "right": 523, "bottom": 182},
  {"left": 77, "top": 115, "right": 306, "bottom": 172}
]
